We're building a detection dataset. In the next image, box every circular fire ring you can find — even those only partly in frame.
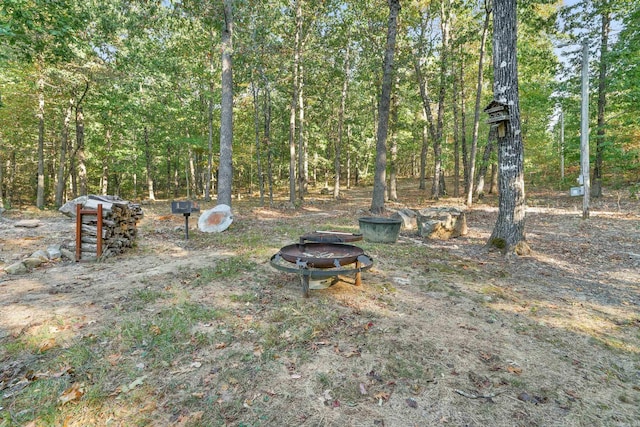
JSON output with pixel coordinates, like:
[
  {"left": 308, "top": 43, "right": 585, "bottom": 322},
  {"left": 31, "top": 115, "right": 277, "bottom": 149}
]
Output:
[{"left": 277, "top": 242, "right": 364, "bottom": 268}]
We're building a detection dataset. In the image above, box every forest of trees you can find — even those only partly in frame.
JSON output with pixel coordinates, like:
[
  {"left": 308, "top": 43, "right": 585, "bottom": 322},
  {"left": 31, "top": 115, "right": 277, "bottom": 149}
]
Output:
[{"left": 0, "top": 0, "right": 638, "bottom": 210}]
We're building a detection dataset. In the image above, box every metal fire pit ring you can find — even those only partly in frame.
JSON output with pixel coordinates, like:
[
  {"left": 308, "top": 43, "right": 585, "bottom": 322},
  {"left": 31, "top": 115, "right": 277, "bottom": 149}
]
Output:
[
  {"left": 278, "top": 242, "right": 364, "bottom": 268},
  {"left": 270, "top": 252, "right": 373, "bottom": 298},
  {"left": 299, "top": 231, "right": 363, "bottom": 244}
]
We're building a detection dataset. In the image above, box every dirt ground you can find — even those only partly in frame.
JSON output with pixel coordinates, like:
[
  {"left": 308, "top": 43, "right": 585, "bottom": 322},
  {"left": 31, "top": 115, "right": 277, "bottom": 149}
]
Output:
[{"left": 1, "top": 180, "right": 639, "bottom": 426}]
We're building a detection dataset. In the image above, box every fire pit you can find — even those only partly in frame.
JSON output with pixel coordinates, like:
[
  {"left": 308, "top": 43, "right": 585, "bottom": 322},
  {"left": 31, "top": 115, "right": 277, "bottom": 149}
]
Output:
[{"left": 270, "top": 242, "right": 373, "bottom": 298}]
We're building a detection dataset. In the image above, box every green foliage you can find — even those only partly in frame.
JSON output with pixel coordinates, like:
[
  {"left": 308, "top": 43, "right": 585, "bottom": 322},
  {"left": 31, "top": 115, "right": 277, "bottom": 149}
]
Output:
[{"left": 0, "top": 0, "right": 637, "bottom": 207}]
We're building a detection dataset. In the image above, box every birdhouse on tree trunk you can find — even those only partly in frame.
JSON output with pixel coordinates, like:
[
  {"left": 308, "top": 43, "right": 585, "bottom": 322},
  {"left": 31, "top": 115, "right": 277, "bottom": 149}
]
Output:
[{"left": 484, "top": 100, "right": 510, "bottom": 138}]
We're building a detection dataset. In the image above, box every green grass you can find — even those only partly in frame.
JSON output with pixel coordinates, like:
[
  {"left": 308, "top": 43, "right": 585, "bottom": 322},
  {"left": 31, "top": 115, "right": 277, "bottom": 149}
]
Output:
[{"left": 191, "top": 257, "right": 257, "bottom": 285}]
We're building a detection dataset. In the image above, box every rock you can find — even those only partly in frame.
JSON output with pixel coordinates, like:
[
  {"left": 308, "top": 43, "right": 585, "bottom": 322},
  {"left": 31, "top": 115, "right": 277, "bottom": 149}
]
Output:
[
  {"left": 30, "top": 249, "right": 50, "bottom": 261},
  {"left": 23, "top": 257, "right": 45, "bottom": 268},
  {"left": 59, "top": 196, "right": 88, "bottom": 217},
  {"left": 47, "top": 245, "right": 62, "bottom": 260},
  {"left": 4, "top": 261, "right": 28, "bottom": 275},
  {"left": 392, "top": 208, "right": 417, "bottom": 230},
  {"left": 60, "top": 248, "right": 75, "bottom": 260},
  {"left": 417, "top": 207, "right": 468, "bottom": 240},
  {"left": 15, "top": 220, "right": 41, "bottom": 228}
]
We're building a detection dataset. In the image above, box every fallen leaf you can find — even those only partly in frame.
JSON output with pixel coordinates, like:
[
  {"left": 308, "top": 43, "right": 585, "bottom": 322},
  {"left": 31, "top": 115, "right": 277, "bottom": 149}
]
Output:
[
  {"left": 374, "top": 391, "right": 390, "bottom": 401},
  {"left": 38, "top": 338, "right": 56, "bottom": 353},
  {"left": 107, "top": 354, "right": 121, "bottom": 366},
  {"left": 290, "top": 374, "right": 302, "bottom": 379},
  {"left": 215, "top": 342, "right": 227, "bottom": 349},
  {"left": 59, "top": 382, "right": 85, "bottom": 405},
  {"left": 149, "top": 325, "right": 161, "bottom": 336},
  {"left": 332, "top": 399, "right": 340, "bottom": 408},
  {"left": 507, "top": 366, "right": 522, "bottom": 375}
]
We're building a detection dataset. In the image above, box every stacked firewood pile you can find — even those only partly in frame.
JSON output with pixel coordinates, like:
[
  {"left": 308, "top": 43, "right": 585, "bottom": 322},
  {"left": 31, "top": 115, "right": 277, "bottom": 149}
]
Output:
[{"left": 60, "top": 195, "right": 144, "bottom": 260}]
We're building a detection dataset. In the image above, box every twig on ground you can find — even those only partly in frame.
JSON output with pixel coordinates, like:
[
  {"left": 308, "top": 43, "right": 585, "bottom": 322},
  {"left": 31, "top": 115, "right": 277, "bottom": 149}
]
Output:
[{"left": 454, "top": 389, "right": 506, "bottom": 399}]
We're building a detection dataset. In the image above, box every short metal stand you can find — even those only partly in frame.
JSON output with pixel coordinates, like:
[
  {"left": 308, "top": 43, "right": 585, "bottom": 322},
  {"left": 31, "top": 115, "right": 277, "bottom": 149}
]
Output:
[{"left": 171, "top": 201, "right": 200, "bottom": 240}]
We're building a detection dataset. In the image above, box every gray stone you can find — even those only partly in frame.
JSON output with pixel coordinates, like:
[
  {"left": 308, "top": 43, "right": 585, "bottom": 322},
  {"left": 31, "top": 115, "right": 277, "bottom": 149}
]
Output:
[
  {"left": 30, "top": 250, "right": 50, "bottom": 261},
  {"left": 23, "top": 257, "right": 44, "bottom": 268},
  {"left": 392, "top": 208, "right": 417, "bottom": 230},
  {"left": 4, "top": 261, "right": 27, "bottom": 275},
  {"left": 47, "top": 245, "right": 62, "bottom": 260},
  {"left": 15, "top": 220, "right": 41, "bottom": 228},
  {"left": 60, "top": 248, "right": 75, "bottom": 260},
  {"left": 59, "top": 196, "right": 88, "bottom": 217}
]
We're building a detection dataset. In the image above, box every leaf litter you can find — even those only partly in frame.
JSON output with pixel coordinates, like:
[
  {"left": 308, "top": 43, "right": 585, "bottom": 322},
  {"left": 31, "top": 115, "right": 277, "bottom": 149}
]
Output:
[{"left": 0, "top": 182, "right": 639, "bottom": 425}]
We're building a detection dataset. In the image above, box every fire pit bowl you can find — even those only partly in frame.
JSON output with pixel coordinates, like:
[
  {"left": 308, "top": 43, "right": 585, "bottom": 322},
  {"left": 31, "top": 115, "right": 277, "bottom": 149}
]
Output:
[{"left": 278, "top": 242, "right": 364, "bottom": 268}]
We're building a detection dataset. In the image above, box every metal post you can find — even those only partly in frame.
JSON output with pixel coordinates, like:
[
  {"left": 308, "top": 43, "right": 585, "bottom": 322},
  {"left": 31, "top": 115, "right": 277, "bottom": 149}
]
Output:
[
  {"left": 580, "top": 40, "right": 590, "bottom": 219},
  {"left": 184, "top": 213, "right": 190, "bottom": 240}
]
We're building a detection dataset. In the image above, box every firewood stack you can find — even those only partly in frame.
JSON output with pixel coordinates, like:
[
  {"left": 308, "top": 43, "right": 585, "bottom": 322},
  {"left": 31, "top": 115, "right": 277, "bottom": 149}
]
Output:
[{"left": 60, "top": 195, "right": 144, "bottom": 260}]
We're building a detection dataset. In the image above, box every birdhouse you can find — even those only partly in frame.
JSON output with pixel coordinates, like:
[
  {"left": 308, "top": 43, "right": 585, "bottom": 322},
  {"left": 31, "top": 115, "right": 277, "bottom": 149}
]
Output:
[{"left": 484, "top": 100, "right": 510, "bottom": 137}]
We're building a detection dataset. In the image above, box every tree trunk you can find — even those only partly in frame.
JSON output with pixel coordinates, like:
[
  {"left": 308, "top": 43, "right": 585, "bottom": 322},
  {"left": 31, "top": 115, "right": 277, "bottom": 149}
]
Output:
[
  {"left": 334, "top": 40, "right": 350, "bottom": 200},
  {"left": 144, "top": 127, "right": 155, "bottom": 200},
  {"left": 101, "top": 128, "right": 112, "bottom": 196},
  {"left": 489, "top": 162, "right": 498, "bottom": 194},
  {"left": 263, "top": 82, "right": 274, "bottom": 207},
  {"left": 592, "top": 11, "right": 609, "bottom": 198},
  {"left": 388, "top": 85, "right": 399, "bottom": 201},
  {"left": 218, "top": 0, "right": 234, "bottom": 207},
  {"left": 466, "top": 1, "right": 491, "bottom": 206},
  {"left": 205, "top": 32, "right": 215, "bottom": 202},
  {"left": 289, "top": 0, "right": 302, "bottom": 205},
  {"left": 431, "top": 0, "right": 451, "bottom": 200},
  {"left": 452, "top": 59, "right": 460, "bottom": 197},
  {"left": 475, "top": 126, "right": 497, "bottom": 198},
  {"left": 487, "top": 0, "right": 528, "bottom": 254},
  {"left": 460, "top": 46, "right": 469, "bottom": 195},
  {"left": 76, "top": 104, "right": 87, "bottom": 197},
  {"left": 370, "top": 0, "right": 400, "bottom": 214},
  {"left": 36, "top": 74, "right": 45, "bottom": 209},
  {"left": 251, "top": 79, "right": 265, "bottom": 205},
  {"left": 55, "top": 98, "right": 74, "bottom": 207},
  {"left": 419, "top": 117, "right": 428, "bottom": 190},
  {"left": 298, "top": 57, "right": 307, "bottom": 201}
]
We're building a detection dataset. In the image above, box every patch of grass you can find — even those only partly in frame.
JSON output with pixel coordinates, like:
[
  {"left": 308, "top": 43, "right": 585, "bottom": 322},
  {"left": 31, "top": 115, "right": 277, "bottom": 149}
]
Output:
[
  {"left": 131, "top": 288, "right": 167, "bottom": 304},
  {"left": 191, "top": 257, "right": 257, "bottom": 285},
  {"left": 229, "top": 292, "right": 259, "bottom": 303},
  {"left": 116, "top": 302, "right": 224, "bottom": 364}
]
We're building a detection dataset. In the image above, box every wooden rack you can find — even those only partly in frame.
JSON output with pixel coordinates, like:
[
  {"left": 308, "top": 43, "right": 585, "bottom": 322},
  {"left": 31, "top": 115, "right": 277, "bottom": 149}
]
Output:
[{"left": 76, "top": 203, "right": 103, "bottom": 261}]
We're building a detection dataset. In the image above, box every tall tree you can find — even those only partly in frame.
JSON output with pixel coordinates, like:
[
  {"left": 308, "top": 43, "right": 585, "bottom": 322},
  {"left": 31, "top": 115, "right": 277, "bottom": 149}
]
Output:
[
  {"left": 486, "top": 0, "right": 529, "bottom": 254},
  {"left": 371, "top": 0, "right": 401, "bottom": 214},
  {"left": 218, "top": 0, "right": 234, "bottom": 207},
  {"left": 466, "top": 0, "right": 491, "bottom": 206}
]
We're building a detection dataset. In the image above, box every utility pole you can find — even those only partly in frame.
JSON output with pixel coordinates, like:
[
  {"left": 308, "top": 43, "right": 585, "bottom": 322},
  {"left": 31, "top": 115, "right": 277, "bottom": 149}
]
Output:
[{"left": 580, "top": 40, "right": 590, "bottom": 219}]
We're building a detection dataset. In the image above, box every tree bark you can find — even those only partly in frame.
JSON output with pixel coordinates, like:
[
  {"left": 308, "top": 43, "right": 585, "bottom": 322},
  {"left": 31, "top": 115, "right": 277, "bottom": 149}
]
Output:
[
  {"left": 289, "top": 0, "right": 302, "bottom": 205},
  {"left": 251, "top": 79, "right": 265, "bottom": 205},
  {"left": 218, "top": 0, "right": 234, "bottom": 207},
  {"left": 475, "top": 126, "right": 497, "bottom": 198},
  {"left": 55, "top": 98, "right": 74, "bottom": 207},
  {"left": 388, "top": 84, "right": 399, "bottom": 201},
  {"left": 76, "top": 104, "right": 87, "bottom": 197},
  {"left": 36, "top": 74, "right": 45, "bottom": 209},
  {"left": 467, "top": 1, "right": 491, "bottom": 206},
  {"left": 592, "top": 11, "right": 609, "bottom": 198},
  {"left": 334, "top": 40, "right": 350, "bottom": 200},
  {"left": 460, "top": 46, "right": 469, "bottom": 195},
  {"left": 430, "top": 0, "right": 451, "bottom": 200},
  {"left": 487, "top": 0, "right": 528, "bottom": 254},
  {"left": 144, "top": 127, "right": 155, "bottom": 200},
  {"left": 370, "top": 0, "right": 400, "bottom": 214},
  {"left": 101, "top": 128, "right": 112, "bottom": 196}
]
